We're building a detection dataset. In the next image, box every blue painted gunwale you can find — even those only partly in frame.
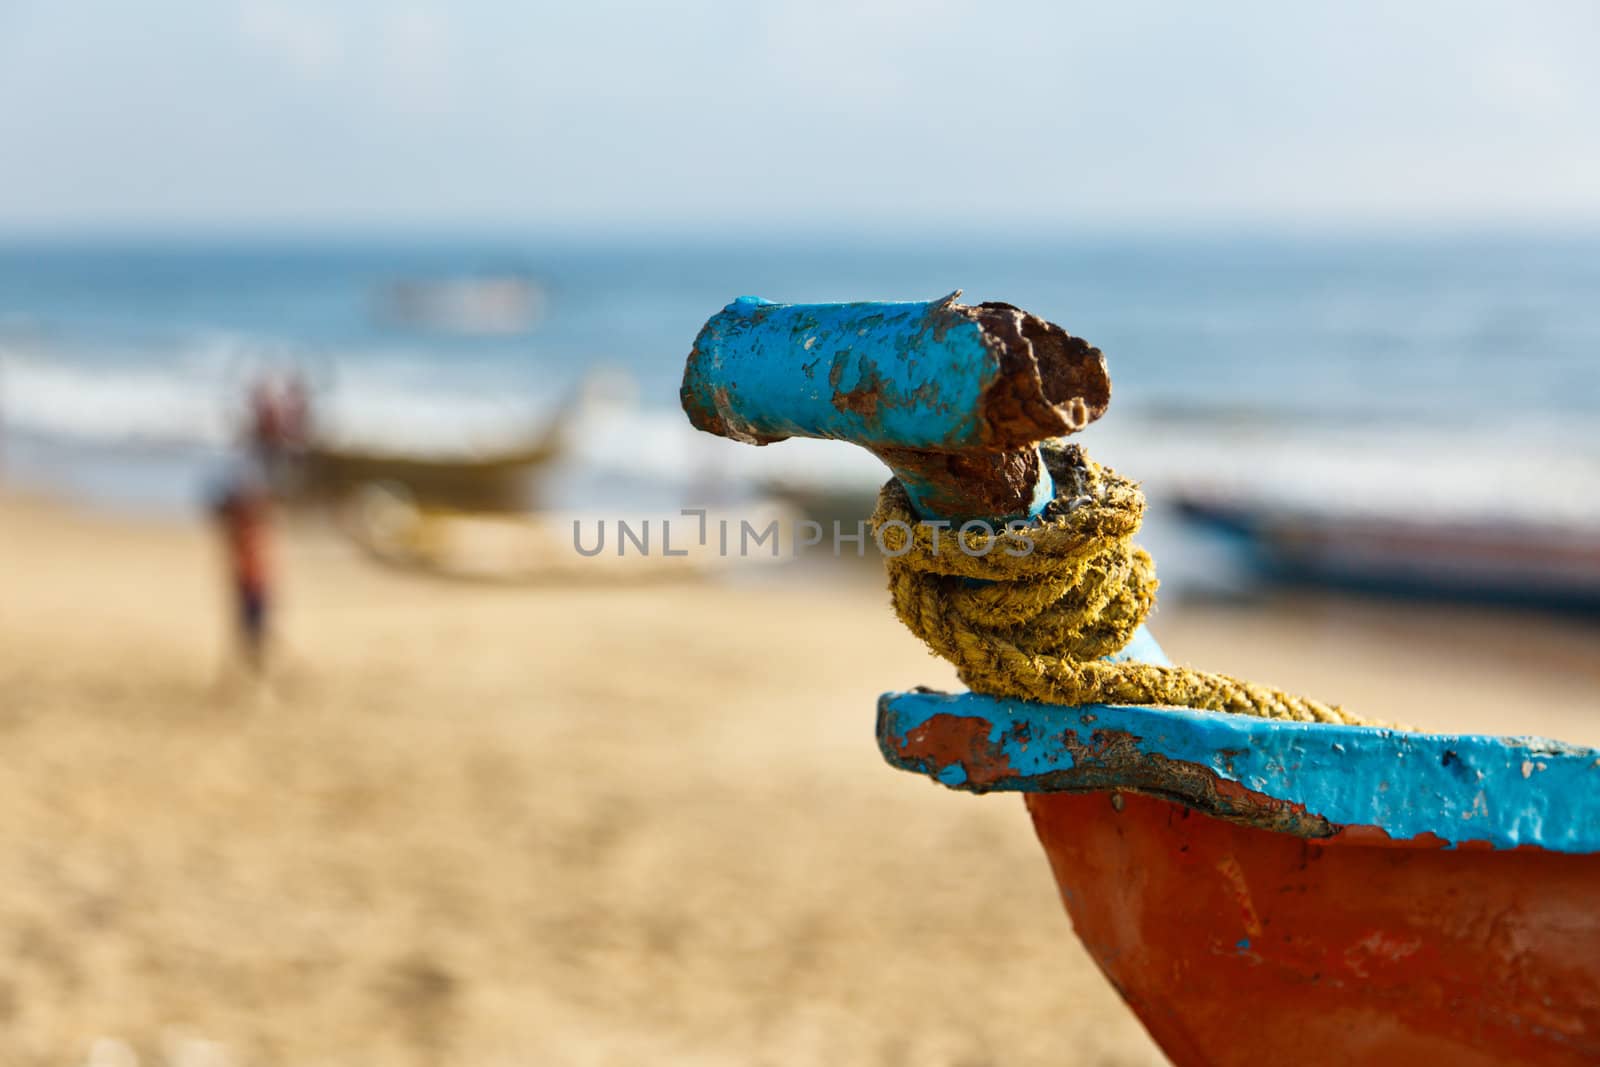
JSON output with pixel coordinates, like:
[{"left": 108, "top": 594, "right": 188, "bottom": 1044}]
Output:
[{"left": 879, "top": 689, "right": 1600, "bottom": 854}]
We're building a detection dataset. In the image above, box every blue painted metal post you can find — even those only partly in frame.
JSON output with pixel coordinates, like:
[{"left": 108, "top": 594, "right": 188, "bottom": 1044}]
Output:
[
  {"left": 682, "top": 290, "right": 1172, "bottom": 656},
  {"left": 683, "top": 293, "right": 1109, "bottom": 522}
]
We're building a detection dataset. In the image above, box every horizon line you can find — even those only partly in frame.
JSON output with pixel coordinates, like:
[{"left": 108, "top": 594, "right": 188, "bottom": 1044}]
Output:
[{"left": 4, "top": 216, "right": 1600, "bottom": 247}]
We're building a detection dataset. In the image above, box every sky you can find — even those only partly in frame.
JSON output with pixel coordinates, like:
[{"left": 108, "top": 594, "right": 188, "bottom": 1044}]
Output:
[{"left": 1, "top": 0, "right": 1598, "bottom": 235}]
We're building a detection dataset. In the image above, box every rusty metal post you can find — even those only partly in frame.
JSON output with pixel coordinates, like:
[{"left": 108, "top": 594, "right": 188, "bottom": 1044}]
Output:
[{"left": 682, "top": 292, "right": 1109, "bottom": 523}]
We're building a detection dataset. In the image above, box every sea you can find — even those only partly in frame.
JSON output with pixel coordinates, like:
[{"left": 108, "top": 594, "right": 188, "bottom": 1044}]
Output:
[{"left": 3, "top": 232, "right": 1597, "bottom": 589}]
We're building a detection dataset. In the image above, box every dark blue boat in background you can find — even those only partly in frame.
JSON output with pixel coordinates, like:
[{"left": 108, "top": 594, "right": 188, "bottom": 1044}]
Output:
[{"left": 1176, "top": 487, "right": 1600, "bottom": 613}]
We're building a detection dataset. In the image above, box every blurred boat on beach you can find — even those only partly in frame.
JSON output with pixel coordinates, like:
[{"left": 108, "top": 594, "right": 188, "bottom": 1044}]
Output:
[
  {"left": 347, "top": 481, "right": 793, "bottom": 583},
  {"left": 301, "top": 432, "right": 564, "bottom": 513},
  {"left": 759, "top": 477, "right": 881, "bottom": 537},
  {"left": 1176, "top": 486, "right": 1600, "bottom": 612},
  {"left": 285, "top": 369, "right": 638, "bottom": 514},
  {"left": 375, "top": 273, "right": 546, "bottom": 336}
]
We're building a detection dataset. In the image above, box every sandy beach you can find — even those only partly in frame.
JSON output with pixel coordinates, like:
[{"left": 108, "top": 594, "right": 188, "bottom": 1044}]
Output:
[{"left": 1, "top": 490, "right": 1597, "bottom": 1066}]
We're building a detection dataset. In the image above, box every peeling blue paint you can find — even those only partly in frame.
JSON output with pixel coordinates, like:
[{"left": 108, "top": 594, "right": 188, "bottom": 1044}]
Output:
[
  {"left": 684, "top": 294, "right": 996, "bottom": 452},
  {"left": 879, "top": 689, "right": 1600, "bottom": 854}
]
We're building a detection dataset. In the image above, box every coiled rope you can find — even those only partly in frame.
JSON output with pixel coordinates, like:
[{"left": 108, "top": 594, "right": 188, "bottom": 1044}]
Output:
[{"left": 871, "top": 443, "right": 1391, "bottom": 728}]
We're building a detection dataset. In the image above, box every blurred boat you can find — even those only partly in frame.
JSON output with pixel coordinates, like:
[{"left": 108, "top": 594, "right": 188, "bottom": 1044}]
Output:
[
  {"left": 759, "top": 478, "right": 880, "bottom": 534},
  {"left": 375, "top": 274, "right": 546, "bottom": 336},
  {"left": 347, "top": 483, "right": 792, "bottom": 583},
  {"left": 1175, "top": 487, "right": 1600, "bottom": 611},
  {"left": 302, "top": 433, "right": 561, "bottom": 513},
  {"left": 290, "top": 369, "right": 638, "bottom": 513}
]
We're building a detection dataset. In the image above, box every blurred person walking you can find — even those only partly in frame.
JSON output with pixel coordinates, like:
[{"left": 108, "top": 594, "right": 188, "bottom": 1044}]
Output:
[
  {"left": 245, "top": 368, "right": 313, "bottom": 495},
  {"left": 210, "top": 464, "right": 275, "bottom": 680}
]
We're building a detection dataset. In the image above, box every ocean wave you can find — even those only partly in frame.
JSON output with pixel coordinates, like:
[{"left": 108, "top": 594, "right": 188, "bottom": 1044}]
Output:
[
  {"left": 0, "top": 337, "right": 566, "bottom": 454},
  {"left": 0, "top": 349, "right": 236, "bottom": 449},
  {"left": 5, "top": 339, "right": 1597, "bottom": 527}
]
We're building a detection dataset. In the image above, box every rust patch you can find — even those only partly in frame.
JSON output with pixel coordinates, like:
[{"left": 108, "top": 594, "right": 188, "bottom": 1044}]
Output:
[
  {"left": 678, "top": 340, "right": 726, "bottom": 436},
  {"left": 1046, "top": 728, "right": 1336, "bottom": 838},
  {"left": 922, "top": 290, "right": 967, "bottom": 344},
  {"left": 876, "top": 445, "right": 1044, "bottom": 522},
  {"left": 887, "top": 712, "right": 1022, "bottom": 791},
  {"left": 680, "top": 371, "right": 786, "bottom": 446},
  {"left": 970, "top": 302, "right": 1111, "bottom": 450},
  {"left": 830, "top": 354, "right": 890, "bottom": 419},
  {"left": 882, "top": 711, "right": 1335, "bottom": 839}
]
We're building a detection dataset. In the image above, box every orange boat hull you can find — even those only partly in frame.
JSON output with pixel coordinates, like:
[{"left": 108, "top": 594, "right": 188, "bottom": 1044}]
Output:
[{"left": 1030, "top": 790, "right": 1600, "bottom": 1066}]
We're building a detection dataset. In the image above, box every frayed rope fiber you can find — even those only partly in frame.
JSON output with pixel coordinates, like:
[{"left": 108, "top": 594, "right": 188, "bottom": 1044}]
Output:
[{"left": 871, "top": 443, "right": 1394, "bottom": 728}]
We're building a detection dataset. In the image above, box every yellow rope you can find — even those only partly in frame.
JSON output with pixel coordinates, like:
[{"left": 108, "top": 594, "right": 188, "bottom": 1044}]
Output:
[{"left": 872, "top": 443, "right": 1393, "bottom": 728}]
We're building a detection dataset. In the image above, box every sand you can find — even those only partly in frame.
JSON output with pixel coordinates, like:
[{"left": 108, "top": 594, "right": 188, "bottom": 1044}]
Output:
[{"left": 1, "top": 491, "right": 1597, "bottom": 1066}]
